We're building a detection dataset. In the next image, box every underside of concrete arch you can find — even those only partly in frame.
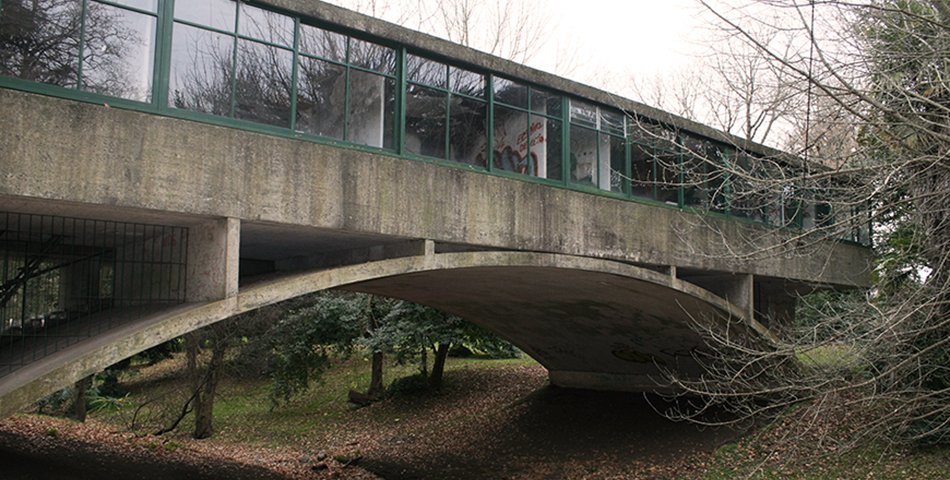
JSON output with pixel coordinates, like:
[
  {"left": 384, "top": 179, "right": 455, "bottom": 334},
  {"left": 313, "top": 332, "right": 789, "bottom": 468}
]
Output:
[{"left": 0, "top": 251, "right": 761, "bottom": 418}]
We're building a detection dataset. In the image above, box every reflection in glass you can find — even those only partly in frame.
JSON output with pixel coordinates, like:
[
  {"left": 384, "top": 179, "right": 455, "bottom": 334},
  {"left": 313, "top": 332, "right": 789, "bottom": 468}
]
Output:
[
  {"left": 407, "top": 54, "right": 446, "bottom": 88},
  {"left": 239, "top": 3, "right": 293, "bottom": 47},
  {"left": 682, "top": 156, "right": 707, "bottom": 208},
  {"left": 707, "top": 166, "right": 727, "bottom": 213},
  {"left": 174, "top": 0, "right": 235, "bottom": 31},
  {"left": 601, "top": 109, "right": 625, "bottom": 136},
  {"left": 570, "top": 125, "right": 597, "bottom": 187},
  {"left": 234, "top": 39, "right": 292, "bottom": 127},
  {"left": 349, "top": 38, "right": 395, "bottom": 75},
  {"left": 295, "top": 57, "right": 345, "bottom": 139},
  {"left": 609, "top": 134, "right": 625, "bottom": 193},
  {"left": 169, "top": 22, "right": 234, "bottom": 116},
  {"left": 450, "top": 66, "right": 484, "bottom": 98},
  {"left": 630, "top": 144, "right": 654, "bottom": 199},
  {"left": 0, "top": 0, "right": 83, "bottom": 88},
  {"left": 569, "top": 99, "right": 597, "bottom": 128},
  {"left": 347, "top": 69, "right": 393, "bottom": 148},
  {"left": 731, "top": 176, "right": 765, "bottom": 221},
  {"left": 493, "top": 77, "right": 527, "bottom": 108},
  {"left": 531, "top": 87, "right": 560, "bottom": 116},
  {"left": 544, "top": 117, "right": 562, "bottom": 181},
  {"left": 107, "top": 0, "right": 158, "bottom": 12},
  {"left": 655, "top": 151, "right": 680, "bottom": 205},
  {"left": 405, "top": 84, "right": 447, "bottom": 158},
  {"left": 448, "top": 98, "right": 487, "bottom": 166},
  {"left": 493, "top": 106, "right": 533, "bottom": 175},
  {"left": 82, "top": 3, "right": 155, "bottom": 102},
  {"left": 299, "top": 23, "right": 345, "bottom": 62}
]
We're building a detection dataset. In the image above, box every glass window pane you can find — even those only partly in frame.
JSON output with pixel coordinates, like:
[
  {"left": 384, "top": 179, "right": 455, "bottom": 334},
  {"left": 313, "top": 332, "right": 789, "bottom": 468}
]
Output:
[
  {"left": 631, "top": 144, "right": 653, "bottom": 199},
  {"left": 405, "top": 84, "right": 447, "bottom": 158},
  {"left": 655, "top": 152, "right": 680, "bottom": 206},
  {"left": 609, "top": 135, "right": 625, "bottom": 194},
  {"left": 449, "top": 97, "right": 487, "bottom": 167},
  {"left": 347, "top": 69, "right": 394, "bottom": 148},
  {"left": 102, "top": 0, "right": 157, "bottom": 12},
  {"left": 493, "top": 77, "right": 527, "bottom": 109},
  {"left": 731, "top": 177, "right": 765, "bottom": 222},
  {"left": 299, "top": 23, "right": 346, "bottom": 62},
  {"left": 169, "top": 22, "right": 234, "bottom": 116},
  {"left": 0, "top": 0, "right": 81, "bottom": 88},
  {"left": 601, "top": 109, "right": 625, "bottom": 136},
  {"left": 174, "top": 0, "right": 235, "bottom": 31},
  {"left": 349, "top": 38, "right": 395, "bottom": 75},
  {"left": 635, "top": 122, "right": 677, "bottom": 151},
  {"left": 682, "top": 156, "right": 706, "bottom": 209},
  {"left": 233, "top": 39, "right": 292, "bottom": 127},
  {"left": 450, "top": 66, "right": 484, "bottom": 98},
  {"left": 543, "top": 116, "right": 562, "bottom": 181},
  {"left": 493, "top": 105, "right": 533, "bottom": 175},
  {"left": 407, "top": 54, "right": 446, "bottom": 88},
  {"left": 570, "top": 125, "right": 597, "bottom": 187},
  {"left": 81, "top": 3, "right": 155, "bottom": 102},
  {"left": 239, "top": 3, "right": 293, "bottom": 47},
  {"left": 569, "top": 99, "right": 597, "bottom": 128},
  {"left": 707, "top": 165, "right": 727, "bottom": 213},
  {"left": 531, "top": 87, "right": 561, "bottom": 116},
  {"left": 295, "top": 57, "right": 345, "bottom": 139},
  {"left": 681, "top": 133, "right": 706, "bottom": 158}
]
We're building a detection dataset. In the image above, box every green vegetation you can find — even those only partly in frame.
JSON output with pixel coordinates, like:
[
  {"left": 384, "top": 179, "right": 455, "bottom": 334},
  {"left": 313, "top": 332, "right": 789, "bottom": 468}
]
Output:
[
  {"left": 91, "top": 351, "right": 535, "bottom": 447},
  {"left": 691, "top": 419, "right": 950, "bottom": 480}
]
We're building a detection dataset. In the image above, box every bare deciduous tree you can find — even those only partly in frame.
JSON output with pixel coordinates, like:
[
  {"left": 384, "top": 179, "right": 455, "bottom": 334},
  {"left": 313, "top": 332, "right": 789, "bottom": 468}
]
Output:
[{"left": 655, "top": 0, "right": 950, "bottom": 449}]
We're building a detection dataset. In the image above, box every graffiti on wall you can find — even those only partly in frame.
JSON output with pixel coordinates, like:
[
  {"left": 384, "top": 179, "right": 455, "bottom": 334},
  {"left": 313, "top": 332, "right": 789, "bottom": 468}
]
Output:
[{"left": 475, "top": 111, "right": 547, "bottom": 176}]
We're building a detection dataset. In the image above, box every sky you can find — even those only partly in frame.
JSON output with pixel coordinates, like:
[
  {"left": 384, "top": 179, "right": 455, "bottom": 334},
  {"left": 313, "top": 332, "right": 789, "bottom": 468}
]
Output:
[
  {"left": 324, "top": 0, "right": 709, "bottom": 98},
  {"left": 534, "top": 0, "right": 705, "bottom": 84}
]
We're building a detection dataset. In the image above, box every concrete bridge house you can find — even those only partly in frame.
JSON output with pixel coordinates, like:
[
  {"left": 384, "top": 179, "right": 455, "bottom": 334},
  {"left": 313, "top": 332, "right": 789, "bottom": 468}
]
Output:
[{"left": 0, "top": 0, "right": 872, "bottom": 416}]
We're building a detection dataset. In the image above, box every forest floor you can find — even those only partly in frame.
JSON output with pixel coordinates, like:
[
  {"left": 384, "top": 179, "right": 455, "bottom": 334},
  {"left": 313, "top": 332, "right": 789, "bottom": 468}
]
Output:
[{"left": 1, "top": 356, "right": 949, "bottom": 479}]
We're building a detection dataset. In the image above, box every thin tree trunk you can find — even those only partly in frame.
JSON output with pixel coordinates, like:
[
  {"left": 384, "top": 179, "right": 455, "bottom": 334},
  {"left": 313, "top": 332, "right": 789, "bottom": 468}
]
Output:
[
  {"left": 420, "top": 344, "right": 428, "bottom": 379},
  {"left": 193, "top": 336, "right": 226, "bottom": 439},
  {"left": 429, "top": 343, "right": 451, "bottom": 390},
  {"left": 368, "top": 351, "right": 385, "bottom": 398},
  {"left": 72, "top": 375, "right": 91, "bottom": 422}
]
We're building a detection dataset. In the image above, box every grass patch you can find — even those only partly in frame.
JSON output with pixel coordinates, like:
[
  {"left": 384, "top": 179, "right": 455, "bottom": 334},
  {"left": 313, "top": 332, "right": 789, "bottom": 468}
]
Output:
[{"left": 91, "top": 352, "right": 536, "bottom": 447}]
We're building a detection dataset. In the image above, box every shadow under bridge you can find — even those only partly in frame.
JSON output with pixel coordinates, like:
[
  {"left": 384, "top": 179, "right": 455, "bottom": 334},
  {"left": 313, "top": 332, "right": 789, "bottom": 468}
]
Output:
[
  {"left": 0, "top": 250, "right": 763, "bottom": 418},
  {"left": 252, "top": 250, "right": 763, "bottom": 392}
]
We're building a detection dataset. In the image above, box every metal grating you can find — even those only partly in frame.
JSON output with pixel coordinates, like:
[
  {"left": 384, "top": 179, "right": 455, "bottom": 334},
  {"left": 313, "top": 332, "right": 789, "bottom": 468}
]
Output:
[{"left": 0, "top": 212, "right": 188, "bottom": 377}]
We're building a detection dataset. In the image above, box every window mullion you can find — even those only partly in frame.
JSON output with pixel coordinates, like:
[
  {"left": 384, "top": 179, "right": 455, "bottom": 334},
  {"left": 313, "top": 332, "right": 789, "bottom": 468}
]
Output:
[
  {"left": 560, "top": 96, "right": 569, "bottom": 187},
  {"left": 153, "top": 0, "right": 175, "bottom": 108},
  {"left": 289, "top": 17, "right": 300, "bottom": 132},
  {"left": 228, "top": 3, "right": 239, "bottom": 118},
  {"left": 394, "top": 48, "right": 406, "bottom": 155},
  {"left": 486, "top": 75, "right": 495, "bottom": 173},
  {"left": 78, "top": 0, "right": 88, "bottom": 90}
]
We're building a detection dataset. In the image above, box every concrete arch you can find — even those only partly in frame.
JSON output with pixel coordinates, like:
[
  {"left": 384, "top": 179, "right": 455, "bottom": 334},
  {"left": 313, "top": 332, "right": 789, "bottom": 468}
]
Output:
[{"left": 0, "top": 251, "right": 766, "bottom": 418}]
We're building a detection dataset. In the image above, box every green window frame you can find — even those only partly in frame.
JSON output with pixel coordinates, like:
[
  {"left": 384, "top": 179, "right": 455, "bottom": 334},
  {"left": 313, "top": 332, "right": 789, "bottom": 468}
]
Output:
[
  {"left": 568, "top": 99, "right": 625, "bottom": 193},
  {"left": 0, "top": 0, "right": 866, "bottom": 244}
]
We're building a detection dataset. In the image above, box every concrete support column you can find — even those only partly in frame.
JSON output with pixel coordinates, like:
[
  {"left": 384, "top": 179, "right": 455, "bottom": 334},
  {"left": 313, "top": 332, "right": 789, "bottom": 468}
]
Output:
[
  {"left": 186, "top": 218, "right": 240, "bottom": 302},
  {"left": 723, "top": 274, "right": 754, "bottom": 321}
]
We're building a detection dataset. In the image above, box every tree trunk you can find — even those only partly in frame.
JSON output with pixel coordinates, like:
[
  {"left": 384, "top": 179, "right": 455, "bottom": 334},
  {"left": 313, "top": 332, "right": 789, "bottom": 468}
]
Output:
[
  {"left": 193, "top": 336, "right": 226, "bottom": 439},
  {"left": 72, "top": 375, "right": 91, "bottom": 422},
  {"left": 420, "top": 344, "right": 428, "bottom": 379},
  {"left": 367, "top": 351, "right": 385, "bottom": 398},
  {"left": 429, "top": 343, "right": 450, "bottom": 390}
]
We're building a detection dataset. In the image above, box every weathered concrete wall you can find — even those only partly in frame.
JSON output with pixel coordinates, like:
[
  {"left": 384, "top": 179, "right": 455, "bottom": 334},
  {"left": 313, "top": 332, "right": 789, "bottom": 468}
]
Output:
[{"left": 0, "top": 89, "right": 871, "bottom": 288}]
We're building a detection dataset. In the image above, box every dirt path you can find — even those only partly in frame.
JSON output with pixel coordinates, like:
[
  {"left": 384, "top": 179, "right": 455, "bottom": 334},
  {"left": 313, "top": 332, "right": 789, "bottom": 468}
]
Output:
[
  {"left": 0, "top": 365, "right": 745, "bottom": 479},
  {"left": 358, "top": 386, "right": 743, "bottom": 479}
]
